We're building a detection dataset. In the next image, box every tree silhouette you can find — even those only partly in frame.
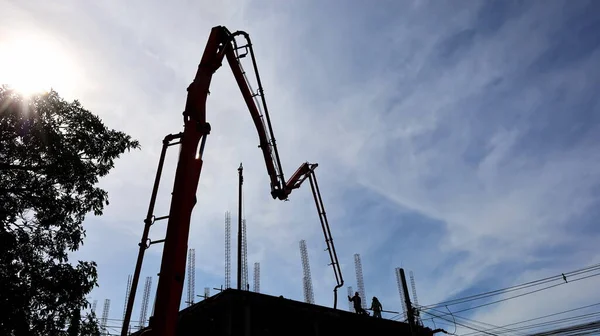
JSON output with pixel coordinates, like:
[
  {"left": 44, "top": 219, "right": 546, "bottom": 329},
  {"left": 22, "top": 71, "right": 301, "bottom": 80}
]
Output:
[{"left": 0, "top": 86, "right": 140, "bottom": 335}]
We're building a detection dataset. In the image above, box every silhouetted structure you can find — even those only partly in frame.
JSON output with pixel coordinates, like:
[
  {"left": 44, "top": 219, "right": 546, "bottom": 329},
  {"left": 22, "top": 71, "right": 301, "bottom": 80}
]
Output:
[
  {"left": 139, "top": 277, "right": 152, "bottom": 330},
  {"left": 123, "top": 275, "right": 133, "bottom": 321},
  {"left": 300, "top": 240, "right": 315, "bottom": 304},
  {"left": 225, "top": 211, "right": 232, "bottom": 289},
  {"left": 410, "top": 270, "right": 422, "bottom": 325},
  {"left": 131, "top": 289, "right": 436, "bottom": 336},
  {"left": 101, "top": 299, "right": 110, "bottom": 336},
  {"left": 187, "top": 249, "right": 196, "bottom": 307},
  {"left": 354, "top": 254, "right": 366, "bottom": 309},
  {"left": 395, "top": 267, "right": 408, "bottom": 321},
  {"left": 242, "top": 219, "right": 248, "bottom": 290},
  {"left": 237, "top": 163, "right": 243, "bottom": 290},
  {"left": 253, "top": 262, "right": 260, "bottom": 293},
  {"left": 347, "top": 286, "right": 354, "bottom": 312}
]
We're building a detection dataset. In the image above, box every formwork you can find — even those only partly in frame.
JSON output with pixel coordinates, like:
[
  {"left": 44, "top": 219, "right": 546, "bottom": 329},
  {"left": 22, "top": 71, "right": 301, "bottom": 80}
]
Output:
[{"left": 133, "top": 289, "right": 435, "bottom": 336}]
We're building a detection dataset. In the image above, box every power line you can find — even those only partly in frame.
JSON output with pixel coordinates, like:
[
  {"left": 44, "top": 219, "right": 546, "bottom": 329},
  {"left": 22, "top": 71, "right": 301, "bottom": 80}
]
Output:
[
  {"left": 425, "top": 307, "right": 526, "bottom": 336},
  {"left": 447, "top": 272, "right": 600, "bottom": 316},
  {"left": 457, "top": 315, "right": 600, "bottom": 336},
  {"left": 460, "top": 302, "right": 600, "bottom": 336},
  {"left": 527, "top": 320, "right": 600, "bottom": 336},
  {"left": 421, "top": 309, "right": 501, "bottom": 336},
  {"left": 422, "top": 263, "right": 600, "bottom": 310},
  {"left": 428, "top": 306, "right": 600, "bottom": 336},
  {"left": 504, "top": 311, "right": 600, "bottom": 333},
  {"left": 418, "top": 269, "right": 600, "bottom": 336}
]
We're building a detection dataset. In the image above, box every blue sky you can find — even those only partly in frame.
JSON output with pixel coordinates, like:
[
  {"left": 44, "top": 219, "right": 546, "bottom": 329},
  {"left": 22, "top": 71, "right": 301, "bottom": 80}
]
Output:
[{"left": 2, "top": 0, "right": 600, "bottom": 333}]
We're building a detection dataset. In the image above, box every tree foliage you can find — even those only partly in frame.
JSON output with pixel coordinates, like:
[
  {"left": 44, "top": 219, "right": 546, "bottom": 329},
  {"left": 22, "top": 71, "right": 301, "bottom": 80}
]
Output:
[{"left": 0, "top": 85, "right": 140, "bottom": 335}]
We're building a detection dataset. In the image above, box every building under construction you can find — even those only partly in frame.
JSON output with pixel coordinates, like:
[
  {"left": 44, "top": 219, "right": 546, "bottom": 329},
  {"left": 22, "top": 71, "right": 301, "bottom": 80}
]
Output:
[{"left": 131, "top": 289, "right": 436, "bottom": 336}]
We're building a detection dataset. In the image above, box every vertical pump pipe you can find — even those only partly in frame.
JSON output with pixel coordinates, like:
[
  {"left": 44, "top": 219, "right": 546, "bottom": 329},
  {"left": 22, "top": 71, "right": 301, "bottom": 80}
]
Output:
[
  {"left": 121, "top": 133, "right": 182, "bottom": 336},
  {"left": 237, "top": 163, "right": 244, "bottom": 290}
]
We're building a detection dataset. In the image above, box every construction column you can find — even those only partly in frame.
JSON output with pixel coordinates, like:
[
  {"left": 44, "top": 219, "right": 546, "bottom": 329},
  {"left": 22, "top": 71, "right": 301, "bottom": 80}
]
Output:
[{"left": 237, "top": 163, "right": 243, "bottom": 290}]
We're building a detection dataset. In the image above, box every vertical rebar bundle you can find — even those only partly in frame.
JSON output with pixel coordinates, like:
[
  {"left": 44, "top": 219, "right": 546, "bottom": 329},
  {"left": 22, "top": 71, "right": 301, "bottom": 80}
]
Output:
[
  {"left": 347, "top": 286, "right": 354, "bottom": 312},
  {"left": 409, "top": 270, "right": 419, "bottom": 308},
  {"left": 242, "top": 218, "right": 249, "bottom": 290},
  {"left": 410, "top": 270, "right": 422, "bottom": 325},
  {"left": 187, "top": 248, "right": 196, "bottom": 307},
  {"left": 122, "top": 275, "right": 133, "bottom": 321},
  {"left": 395, "top": 268, "right": 408, "bottom": 320},
  {"left": 354, "top": 254, "right": 366, "bottom": 309},
  {"left": 101, "top": 299, "right": 110, "bottom": 335},
  {"left": 204, "top": 287, "right": 210, "bottom": 299},
  {"left": 225, "top": 211, "right": 231, "bottom": 289},
  {"left": 253, "top": 262, "right": 261, "bottom": 293},
  {"left": 139, "top": 277, "right": 152, "bottom": 330},
  {"left": 300, "top": 240, "right": 315, "bottom": 304}
]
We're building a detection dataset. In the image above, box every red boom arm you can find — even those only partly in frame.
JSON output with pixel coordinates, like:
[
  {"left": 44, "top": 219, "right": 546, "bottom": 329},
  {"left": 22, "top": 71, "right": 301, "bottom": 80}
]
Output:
[
  {"left": 148, "top": 26, "right": 289, "bottom": 336},
  {"left": 146, "top": 26, "right": 342, "bottom": 336}
]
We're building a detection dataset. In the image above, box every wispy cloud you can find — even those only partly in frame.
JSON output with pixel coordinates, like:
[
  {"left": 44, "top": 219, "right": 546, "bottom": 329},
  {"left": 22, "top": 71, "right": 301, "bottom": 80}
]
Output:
[{"left": 2, "top": 0, "right": 600, "bottom": 330}]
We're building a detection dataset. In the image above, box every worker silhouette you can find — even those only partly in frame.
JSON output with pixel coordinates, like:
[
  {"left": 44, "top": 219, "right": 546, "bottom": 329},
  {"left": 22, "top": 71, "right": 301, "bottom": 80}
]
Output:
[
  {"left": 348, "top": 292, "right": 367, "bottom": 315},
  {"left": 371, "top": 297, "right": 383, "bottom": 318}
]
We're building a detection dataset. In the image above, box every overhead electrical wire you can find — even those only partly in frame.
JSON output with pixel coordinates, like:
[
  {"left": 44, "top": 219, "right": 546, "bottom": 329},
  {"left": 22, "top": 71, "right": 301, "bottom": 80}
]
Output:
[
  {"left": 448, "top": 271, "right": 600, "bottom": 316},
  {"left": 455, "top": 311, "right": 600, "bottom": 336},
  {"left": 506, "top": 311, "right": 600, "bottom": 332},
  {"left": 527, "top": 320, "right": 600, "bottom": 336},
  {"left": 424, "top": 308, "right": 600, "bottom": 336},
  {"left": 415, "top": 264, "right": 600, "bottom": 336},
  {"left": 420, "top": 263, "right": 600, "bottom": 311},
  {"left": 460, "top": 302, "right": 600, "bottom": 336},
  {"left": 425, "top": 306, "right": 527, "bottom": 336},
  {"left": 416, "top": 270, "right": 600, "bottom": 329},
  {"left": 420, "top": 309, "right": 501, "bottom": 336}
]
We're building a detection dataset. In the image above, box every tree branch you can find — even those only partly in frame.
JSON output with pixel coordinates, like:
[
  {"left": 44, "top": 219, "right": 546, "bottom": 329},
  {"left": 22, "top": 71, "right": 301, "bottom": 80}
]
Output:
[
  {"left": 0, "top": 163, "right": 50, "bottom": 171},
  {"left": 0, "top": 187, "right": 37, "bottom": 193}
]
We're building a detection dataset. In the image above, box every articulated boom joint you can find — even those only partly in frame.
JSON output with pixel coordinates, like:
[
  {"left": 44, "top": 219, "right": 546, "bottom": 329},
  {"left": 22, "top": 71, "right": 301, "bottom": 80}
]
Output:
[{"left": 196, "top": 122, "right": 211, "bottom": 135}]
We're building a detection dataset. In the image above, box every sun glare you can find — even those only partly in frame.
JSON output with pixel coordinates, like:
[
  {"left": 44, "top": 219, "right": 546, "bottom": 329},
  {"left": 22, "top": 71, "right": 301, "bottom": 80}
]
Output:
[{"left": 0, "top": 33, "right": 78, "bottom": 96}]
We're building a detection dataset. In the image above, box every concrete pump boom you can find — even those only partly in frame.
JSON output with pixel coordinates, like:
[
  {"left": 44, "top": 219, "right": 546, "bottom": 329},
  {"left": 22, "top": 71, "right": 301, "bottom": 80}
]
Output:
[
  {"left": 122, "top": 26, "right": 343, "bottom": 336},
  {"left": 285, "top": 162, "right": 345, "bottom": 309}
]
